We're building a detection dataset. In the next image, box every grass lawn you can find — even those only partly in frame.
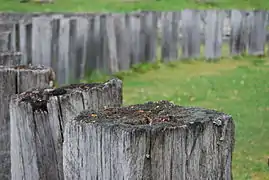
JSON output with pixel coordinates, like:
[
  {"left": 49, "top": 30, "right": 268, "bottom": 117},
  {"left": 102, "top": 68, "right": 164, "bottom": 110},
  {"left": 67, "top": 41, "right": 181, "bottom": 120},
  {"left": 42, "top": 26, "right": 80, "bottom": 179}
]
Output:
[
  {"left": 83, "top": 57, "right": 269, "bottom": 179},
  {"left": 0, "top": 0, "right": 269, "bottom": 12}
]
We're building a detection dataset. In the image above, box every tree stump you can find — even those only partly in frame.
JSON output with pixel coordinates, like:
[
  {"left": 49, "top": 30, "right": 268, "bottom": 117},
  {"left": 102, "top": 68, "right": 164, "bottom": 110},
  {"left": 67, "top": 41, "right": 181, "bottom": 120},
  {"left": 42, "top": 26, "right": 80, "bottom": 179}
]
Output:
[
  {"left": 0, "top": 65, "right": 54, "bottom": 180},
  {"left": 10, "top": 78, "right": 122, "bottom": 180},
  {"left": 63, "top": 100, "right": 235, "bottom": 180}
]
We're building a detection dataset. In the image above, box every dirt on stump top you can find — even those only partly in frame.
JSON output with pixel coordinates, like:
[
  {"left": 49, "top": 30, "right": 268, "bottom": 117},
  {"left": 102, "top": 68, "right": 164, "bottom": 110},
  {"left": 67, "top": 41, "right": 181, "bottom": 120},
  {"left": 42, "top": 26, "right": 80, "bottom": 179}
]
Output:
[
  {"left": 75, "top": 100, "right": 232, "bottom": 129},
  {"left": 12, "top": 80, "right": 112, "bottom": 112}
]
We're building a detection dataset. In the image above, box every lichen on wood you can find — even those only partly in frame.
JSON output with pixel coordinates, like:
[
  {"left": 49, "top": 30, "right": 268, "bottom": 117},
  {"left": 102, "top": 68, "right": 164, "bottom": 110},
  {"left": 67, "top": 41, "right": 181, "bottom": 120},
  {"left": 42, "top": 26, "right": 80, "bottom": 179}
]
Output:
[
  {"left": 63, "top": 100, "right": 235, "bottom": 180},
  {"left": 10, "top": 78, "right": 122, "bottom": 180}
]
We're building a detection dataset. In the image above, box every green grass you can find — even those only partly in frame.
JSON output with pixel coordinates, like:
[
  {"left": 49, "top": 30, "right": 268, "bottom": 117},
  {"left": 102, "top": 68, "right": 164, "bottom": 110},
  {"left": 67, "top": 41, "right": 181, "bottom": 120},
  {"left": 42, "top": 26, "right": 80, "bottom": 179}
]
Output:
[
  {"left": 1, "top": 0, "right": 269, "bottom": 12},
  {"left": 83, "top": 56, "right": 269, "bottom": 179}
]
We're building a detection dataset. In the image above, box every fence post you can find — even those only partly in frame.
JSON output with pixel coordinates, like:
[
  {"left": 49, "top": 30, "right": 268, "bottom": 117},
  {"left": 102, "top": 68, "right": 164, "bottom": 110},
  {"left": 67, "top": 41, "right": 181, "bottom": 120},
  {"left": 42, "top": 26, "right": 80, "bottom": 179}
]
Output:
[
  {"left": 19, "top": 19, "right": 32, "bottom": 65},
  {"left": 114, "top": 14, "right": 131, "bottom": 70},
  {"left": 204, "top": 10, "right": 225, "bottom": 60},
  {"left": 181, "top": 10, "right": 201, "bottom": 59},
  {"left": 32, "top": 16, "right": 53, "bottom": 67},
  {"left": 140, "top": 11, "right": 158, "bottom": 63},
  {"left": 161, "top": 12, "right": 179, "bottom": 62},
  {"left": 63, "top": 100, "right": 235, "bottom": 180},
  {"left": 58, "top": 18, "right": 70, "bottom": 85},
  {"left": 10, "top": 78, "right": 122, "bottom": 180},
  {"left": 129, "top": 13, "right": 141, "bottom": 66},
  {"left": 230, "top": 10, "right": 246, "bottom": 55},
  {"left": 248, "top": 10, "right": 268, "bottom": 56},
  {"left": 0, "top": 65, "right": 53, "bottom": 180},
  {"left": 0, "top": 31, "right": 10, "bottom": 51},
  {"left": 0, "top": 51, "right": 22, "bottom": 66}
]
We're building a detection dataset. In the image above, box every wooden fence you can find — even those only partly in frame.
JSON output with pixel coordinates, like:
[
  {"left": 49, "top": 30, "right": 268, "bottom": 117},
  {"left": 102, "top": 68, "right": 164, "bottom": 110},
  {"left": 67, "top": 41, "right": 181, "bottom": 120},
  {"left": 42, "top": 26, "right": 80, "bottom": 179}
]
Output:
[{"left": 0, "top": 10, "right": 268, "bottom": 85}]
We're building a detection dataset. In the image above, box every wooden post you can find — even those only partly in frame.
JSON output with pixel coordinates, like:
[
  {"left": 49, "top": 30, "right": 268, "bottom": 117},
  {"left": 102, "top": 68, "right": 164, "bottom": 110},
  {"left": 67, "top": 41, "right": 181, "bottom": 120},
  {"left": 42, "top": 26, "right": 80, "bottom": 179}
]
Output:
[
  {"left": 161, "top": 12, "right": 179, "bottom": 62},
  {"left": 63, "top": 100, "right": 235, "bottom": 180},
  {"left": 204, "top": 10, "right": 224, "bottom": 60},
  {"left": 140, "top": 11, "right": 158, "bottom": 63},
  {"left": 0, "top": 65, "right": 53, "bottom": 180},
  {"left": 181, "top": 10, "right": 201, "bottom": 59},
  {"left": 10, "top": 78, "right": 122, "bottom": 180},
  {"left": 248, "top": 10, "right": 267, "bottom": 56},
  {"left": 0, "top": 51, "right": 22, "bottom": 66},
  {"left": 114, "top": 14, "right": 131, "bottom": 71},
  {"left": 129, "top": 13, "right": 142, "bottom": 66},
  {"left": 230, "top": 10, "right": 246, "bottom": 56},
  {"left": 0, "top": 31, "right": 10, "bottom": 51}
]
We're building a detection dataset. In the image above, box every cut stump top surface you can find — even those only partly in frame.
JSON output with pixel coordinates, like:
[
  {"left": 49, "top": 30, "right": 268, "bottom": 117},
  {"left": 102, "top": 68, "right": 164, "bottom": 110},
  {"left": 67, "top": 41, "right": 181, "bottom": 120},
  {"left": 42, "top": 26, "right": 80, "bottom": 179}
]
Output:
[
  {"left": 75, "top": 100, "right": 232, "bottom": 129},
  {"left": 12, "top": 78, "right": 121, "bottom": 112}
]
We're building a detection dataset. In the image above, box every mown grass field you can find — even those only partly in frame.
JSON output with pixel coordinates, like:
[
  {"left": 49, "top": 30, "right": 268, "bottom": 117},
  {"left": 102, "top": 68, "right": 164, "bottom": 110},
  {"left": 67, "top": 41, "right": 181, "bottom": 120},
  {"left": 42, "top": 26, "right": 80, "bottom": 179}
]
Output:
[
  {"left": 83, "top": 57, "right": 269, "bottom": 180},
  {"left": 0, "top": 0, "right": 269, "bottom": 12}
]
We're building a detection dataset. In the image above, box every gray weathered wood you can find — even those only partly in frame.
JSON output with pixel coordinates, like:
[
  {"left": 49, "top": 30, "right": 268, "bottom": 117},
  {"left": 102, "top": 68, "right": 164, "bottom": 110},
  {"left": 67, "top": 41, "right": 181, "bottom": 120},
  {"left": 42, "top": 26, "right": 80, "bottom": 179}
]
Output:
[
  {"left": 230, "top": 10, "right": 245, "bottom": 55},
  {"left": 58, "top": 18, "right": 70, "bottom": 85},
  {"left": 114, "top": 14, "right": 131, "bottom": 71},
  {"left": 85, "top": 16, "right": 97, "bottom": 73},
  {"left": 51, "top": 18, "right": 60, "bottom": 81},
  {"left": 10, "top": 23, "right": 19, "bottom": 52},
  {"left": 99, "top": 14, "right": 118, "bottom": 74},
  {"left": 99, "top": 14, "right": 107, "bottom": 73},
  {"left": 2, "top": 11, "right": 269, "bottom": 86},
  {"left": 204, "top": 10, "right": 224, "bottom": 59},
  {"left": 104, "top": 14, "right": 118, "bottom": 73},
  {"left": 140, "top": 11, "right": 157, "bottom": 62},
  {"left": 0, "top": 23, "right": 14, "bottom": 32},
  {"left": 76, "top": 18, "right": 89, "bottom": 80},
  {"left": 0, "top": 51, "right": 21, "bottom": 65},
  {"left": 63, "top": 100, "right": 235, "bottom": 180},
  {"left": 248, "top": 10, "right": 268, "bottom": 56},
  {"left": 129, "top": 13, "right": 141, "bottom": 65},
  {"left": 161, "top": 12, "right": 179, "bottom": 62},
  {"left": 92, "top": 15, "right": 101, "bottom": 70},
  {"left": 19, "top": 19, "right": 32, "bottom": 65},
  {"left": 10, "top": 78, "right": 122, "bottom": 180},
  {"left": 0, "top": 31, "right": 10, "bottom": 51},
  {"left": 32, "top": 16, "right": 52, "bottom": 66},
  {"left": 68, "top": 18, "right": 78, "bottom": 83},
  {"left": 243, "top": 11, "right": 255, "bottom": 53},
  {"left": 0, "top": 65, "right": 53, "bottom": 180},
  {"left": 181, "top": 10, "right": 201, "bottom": 59}
]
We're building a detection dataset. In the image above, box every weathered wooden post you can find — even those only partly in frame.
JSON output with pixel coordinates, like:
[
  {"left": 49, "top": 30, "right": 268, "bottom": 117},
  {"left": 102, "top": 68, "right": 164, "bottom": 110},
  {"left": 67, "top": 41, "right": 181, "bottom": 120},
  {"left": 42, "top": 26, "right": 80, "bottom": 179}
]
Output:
[
  {"left": 204, "top": 10, "right": 224, "bottom": 60},
  {"left": 63, "top": 100, "right": 235, "bottom": 180},
  {"left": 10, "top": 78, "right": 122, "bottom": 180},
  {"left": 0, "top": 51, "right": 22, "bottom": 66},
  {"left": 0, "top": 65, "right": 54, "bottom": 180}
]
